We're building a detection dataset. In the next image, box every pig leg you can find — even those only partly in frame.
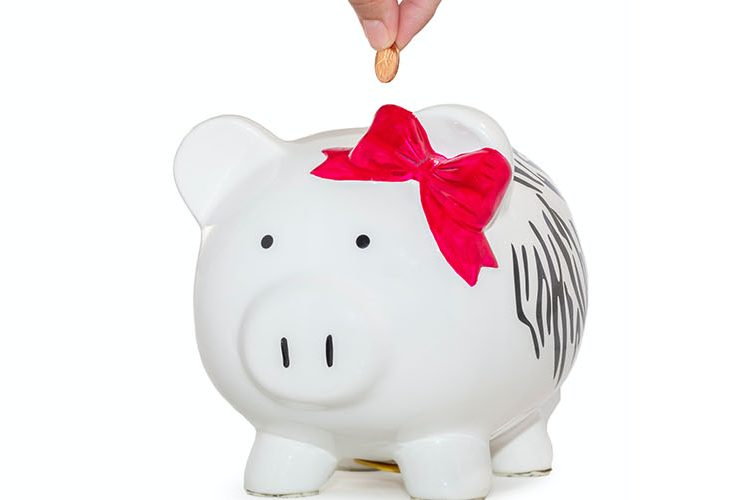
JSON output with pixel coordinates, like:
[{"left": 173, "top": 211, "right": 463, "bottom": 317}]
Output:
[
  {"left": 490, "top": 390, "right": 560, "bottom": 477},
  {"left": 244, "top": 432, "right": 337, "bottom": 497},
  {"left": 395, "top": 434, "right": 492, "bottom": 500}
]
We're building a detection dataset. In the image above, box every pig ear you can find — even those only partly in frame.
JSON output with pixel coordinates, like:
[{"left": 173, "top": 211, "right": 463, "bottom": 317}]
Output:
[
  {"left": 414, "top": 105, "right": 513, "bottom": 167},
  {"left": 174, "top": 115, "right": 283, "bottom": 226},
  {"left": 415, "top": 105, "right": 515, "bottom": 227}
]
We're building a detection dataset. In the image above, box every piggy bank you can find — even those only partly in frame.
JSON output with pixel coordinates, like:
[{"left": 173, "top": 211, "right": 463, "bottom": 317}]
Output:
[{"left": 174, "top": 105, "right": 587, "bottom": 500}]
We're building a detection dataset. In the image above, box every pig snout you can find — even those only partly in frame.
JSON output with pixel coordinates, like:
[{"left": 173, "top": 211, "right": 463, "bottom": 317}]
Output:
[{"left": 240, "top": 278, "right": 385, "bottom": 408}]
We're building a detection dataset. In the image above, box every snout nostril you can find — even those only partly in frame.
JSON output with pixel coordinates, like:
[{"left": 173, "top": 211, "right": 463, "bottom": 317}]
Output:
[
  {"left": 326, "top": 335, "right": 334, "bottom": 368},
  {"left": 280, "top": 337, "right": 290, "bottom": 368}
]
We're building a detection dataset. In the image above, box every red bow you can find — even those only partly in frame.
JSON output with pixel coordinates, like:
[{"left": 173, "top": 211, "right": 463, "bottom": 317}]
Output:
[{"left": 311, "top": 105, "right": 512, "bottom": 286}]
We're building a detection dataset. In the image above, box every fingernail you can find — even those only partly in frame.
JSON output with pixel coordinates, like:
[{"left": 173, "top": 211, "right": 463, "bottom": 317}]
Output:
[{"left": 362, "top": 19, "right": 391, "bottom": 50}]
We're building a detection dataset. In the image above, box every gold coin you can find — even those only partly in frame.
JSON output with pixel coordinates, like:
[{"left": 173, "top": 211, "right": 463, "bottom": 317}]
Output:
[
  {"left": 374, "top": 44, "right": 400, "bottom": 83},
  {"left": 354, "top": 458, "right": 401, "bottom": 473}
]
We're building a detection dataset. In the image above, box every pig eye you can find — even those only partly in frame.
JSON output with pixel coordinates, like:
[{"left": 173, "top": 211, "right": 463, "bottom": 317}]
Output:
[
  {"left": 356, "top": 234, "right": 370, "bottom": 249},
  {"left": 260, "top": 234, "right": 274, "bottom": 249}
]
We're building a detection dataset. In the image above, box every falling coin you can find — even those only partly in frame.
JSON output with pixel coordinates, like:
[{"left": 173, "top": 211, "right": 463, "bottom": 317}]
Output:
[{"left": 374, "top": 43, "right": 400, "bottom": 83}]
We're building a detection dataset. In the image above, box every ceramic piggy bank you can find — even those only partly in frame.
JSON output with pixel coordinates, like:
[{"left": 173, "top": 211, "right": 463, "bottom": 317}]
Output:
[{"left": 174, "top": 105, "right": 587, "bottom": 500}]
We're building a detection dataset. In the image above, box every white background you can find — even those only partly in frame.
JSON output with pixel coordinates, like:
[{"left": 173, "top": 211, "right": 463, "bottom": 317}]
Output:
[{"left": 1, "top": 1, "right": 748, "bottom": 499}]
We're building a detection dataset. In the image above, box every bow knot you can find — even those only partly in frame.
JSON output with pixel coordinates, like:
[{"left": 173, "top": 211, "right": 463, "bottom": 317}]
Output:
[
  {"left": 311, "top": 105, "right": 512, "bottom": 286},
  {"left": 406, "top": 157, "right": 437, "bottom": 184}
]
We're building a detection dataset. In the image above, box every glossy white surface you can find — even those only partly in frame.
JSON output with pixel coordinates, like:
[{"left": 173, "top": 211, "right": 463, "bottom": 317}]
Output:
[{"left": 174, "top": 105, "right": 584, "bottom": 499}]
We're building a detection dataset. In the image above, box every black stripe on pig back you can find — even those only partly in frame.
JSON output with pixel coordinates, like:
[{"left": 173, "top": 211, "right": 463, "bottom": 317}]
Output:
[{"left": 509, "top": 152, "right": 587, "bottom": 385}]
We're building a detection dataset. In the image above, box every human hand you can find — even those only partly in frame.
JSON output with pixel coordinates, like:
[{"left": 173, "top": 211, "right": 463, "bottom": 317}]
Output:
[{"left": 349, "top": 0, "right": 442, "bottom": 50}]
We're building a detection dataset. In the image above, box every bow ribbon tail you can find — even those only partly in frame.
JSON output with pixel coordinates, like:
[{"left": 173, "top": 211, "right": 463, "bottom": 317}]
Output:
[{"left": 419, "top": 184, "right": 499, "bottom": 287}]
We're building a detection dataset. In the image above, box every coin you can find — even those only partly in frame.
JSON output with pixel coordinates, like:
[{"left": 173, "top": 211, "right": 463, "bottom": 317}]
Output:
[
  {"left": 354, "top": 458, "right": 401, "bottom": 473},
  {"left": 374, "top": 44, "right": 400, "bottom": 83}
]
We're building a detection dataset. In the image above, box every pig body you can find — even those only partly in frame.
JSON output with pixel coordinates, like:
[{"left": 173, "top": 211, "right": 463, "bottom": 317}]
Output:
[{"left": 175, "top": 105, "right": 587, "bottom": 500}]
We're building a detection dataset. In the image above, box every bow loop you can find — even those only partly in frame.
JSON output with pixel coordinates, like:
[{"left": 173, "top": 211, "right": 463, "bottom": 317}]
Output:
[{"left": 311, "top": 105, "right": 512, "bottom": 286}]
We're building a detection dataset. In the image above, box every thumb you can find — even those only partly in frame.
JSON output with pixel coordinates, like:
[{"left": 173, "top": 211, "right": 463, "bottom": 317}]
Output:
[{"left": 349, "top": 0, "right": 399, "bottom": 50}]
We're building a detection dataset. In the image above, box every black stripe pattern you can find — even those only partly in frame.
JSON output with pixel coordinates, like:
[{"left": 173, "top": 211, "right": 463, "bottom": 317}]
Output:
[{"left": 511, "top": 151, "right": 588, "bottom": 385}]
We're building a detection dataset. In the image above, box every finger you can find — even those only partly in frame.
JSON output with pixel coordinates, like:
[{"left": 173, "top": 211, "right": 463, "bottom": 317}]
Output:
[
  {"left": 396, "top": 0, "right": 441, "bottom": 49},
  {"left": 349, "top": 0, "right": 399, "bottom": 50}
]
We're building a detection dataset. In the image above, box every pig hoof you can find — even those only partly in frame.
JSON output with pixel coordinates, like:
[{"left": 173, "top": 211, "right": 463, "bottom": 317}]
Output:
[
  {"left": 492, "top": 421, "right": 555, "bottom": 477},
  {"left": 395, "top": 434, "right": 492, "bottom": 500},
  {"left": 491, "top": 392, "right": 558, "bottom": 477},
  {"left": 491, "top": 421, "right": 553, "bottom": 476},
  {"left": 244, "top": 432, "right": 337, "bottom": 497}
]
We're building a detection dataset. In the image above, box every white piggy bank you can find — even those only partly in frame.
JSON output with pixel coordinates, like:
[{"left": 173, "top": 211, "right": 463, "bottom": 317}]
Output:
[{"left": 175, "top": 105, "right": 587, "bottom": 500}]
